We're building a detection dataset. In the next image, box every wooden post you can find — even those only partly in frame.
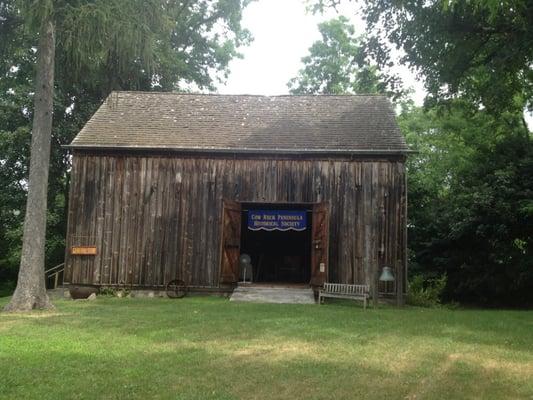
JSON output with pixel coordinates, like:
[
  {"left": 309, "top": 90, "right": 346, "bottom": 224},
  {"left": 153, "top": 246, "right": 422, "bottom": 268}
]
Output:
[
  {"left": 396, "top": 259, "right": 404, "bottom": 306},
  {"left": 372, "top": 263, "right": 378, "bottom": 308},
  {"left": 397, "top": 164, "right": 407, "bottom": 307}
]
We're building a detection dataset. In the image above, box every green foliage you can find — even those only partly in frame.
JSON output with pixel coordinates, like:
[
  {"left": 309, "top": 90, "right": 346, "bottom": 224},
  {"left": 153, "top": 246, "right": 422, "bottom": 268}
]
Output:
[
  {"left": 16, "top": 0, "right": 252, "bottom": 92},
  {"left": 401, "top": 101, "right": 533, "bottom": 306},
  {"left": 0, "top": 281, "right": 16, "bottom": 298},
  {"left": 0, "top": 23, "right": 32, "bottom": 284},
  {"left": 0, "top": 0, "right": 251, "bottom": 283},
  {"left": 98, "top": 287, "right": 130, "bottom": 297},
  {"left": 311, "top": 0, "right": 533, "bottom": 109},
  {"left": 290, "top": 14, "right": 533, "bottom": 306},
  {"left": 288, "top": 17, "right": 403, "bottom": 99},
  {"left": 98, "top": 287, "right": 117, "bottom": 297},
  {"left": 352, "top": 0, "right": 532, "bottom": 114},
  {"left": 407, "top": 274, "right": 447, "bottom": 307}
]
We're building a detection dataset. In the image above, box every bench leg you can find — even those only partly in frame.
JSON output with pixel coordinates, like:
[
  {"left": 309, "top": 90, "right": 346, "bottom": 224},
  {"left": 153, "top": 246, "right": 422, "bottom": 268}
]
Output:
[{"left": 364, "top": 297, "right": 367, "bottom": 310}]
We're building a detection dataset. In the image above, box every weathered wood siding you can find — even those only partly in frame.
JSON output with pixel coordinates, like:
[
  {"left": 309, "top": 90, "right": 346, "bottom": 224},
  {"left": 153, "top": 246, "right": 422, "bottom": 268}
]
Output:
[{"left": 64, "top": 153, "right": 407, "bottom": 289}]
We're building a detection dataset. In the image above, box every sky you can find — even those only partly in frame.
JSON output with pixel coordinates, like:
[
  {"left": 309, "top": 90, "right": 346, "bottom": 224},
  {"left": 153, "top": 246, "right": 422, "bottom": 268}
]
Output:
[{"left": 217, "top": 0, "right": 426, "bottom": 105}]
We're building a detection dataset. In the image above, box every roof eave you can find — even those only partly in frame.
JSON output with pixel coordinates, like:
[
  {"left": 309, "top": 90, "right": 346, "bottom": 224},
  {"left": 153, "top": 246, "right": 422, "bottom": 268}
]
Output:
[{"left": 62, "top": 144, "right": 415, "bottom": 155}]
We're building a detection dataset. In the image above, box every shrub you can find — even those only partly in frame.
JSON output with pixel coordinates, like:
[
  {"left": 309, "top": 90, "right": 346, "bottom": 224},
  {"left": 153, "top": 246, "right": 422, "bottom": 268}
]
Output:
[
  {"left": 0, "top": 280, "right": 15, "bottom": 298},
  {"left": 98, "top": 287, "right": 117, "bottom": 297},
  {"left": 99, "top": 287, "right": 131, "bottom": 297},
  {"left": 407, "top": 274, "right": 447, "bottom": 307}
]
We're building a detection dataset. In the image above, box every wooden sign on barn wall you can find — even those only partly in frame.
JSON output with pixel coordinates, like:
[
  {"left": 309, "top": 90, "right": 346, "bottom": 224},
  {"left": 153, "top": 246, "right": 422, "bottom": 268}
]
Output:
[{"left": 70, "top": 246, "right": 97, "bottom": 255}]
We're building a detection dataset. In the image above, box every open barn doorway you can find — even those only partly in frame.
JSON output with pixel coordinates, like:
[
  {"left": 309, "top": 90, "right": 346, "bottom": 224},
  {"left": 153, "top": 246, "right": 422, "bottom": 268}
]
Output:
[
  {"left": 240, "top": 203, "right": 312, "bottom": 284},
  {"left": 219, "top": 200, "right": 329, "bottom": 287}
]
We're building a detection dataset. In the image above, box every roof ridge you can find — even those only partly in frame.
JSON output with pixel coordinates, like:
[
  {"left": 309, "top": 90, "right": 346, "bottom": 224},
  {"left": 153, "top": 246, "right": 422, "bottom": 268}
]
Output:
[{"left": 109, "top": 90, "right": 389, "bottom": 98}]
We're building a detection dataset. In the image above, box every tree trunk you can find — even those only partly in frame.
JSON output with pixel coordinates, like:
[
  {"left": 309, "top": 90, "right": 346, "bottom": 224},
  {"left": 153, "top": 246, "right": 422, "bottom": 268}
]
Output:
[{"left": 4, "top": 18, "right": 56, "bottom": 312}]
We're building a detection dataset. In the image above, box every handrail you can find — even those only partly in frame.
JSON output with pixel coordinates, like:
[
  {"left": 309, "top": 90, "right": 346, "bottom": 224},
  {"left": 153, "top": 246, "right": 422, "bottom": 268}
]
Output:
[
  {"left": 45, "top": 263, "right": 65, "bottom": 289},
  {"left": 45, "top": 262, "right": 65, "bottom": 275}
]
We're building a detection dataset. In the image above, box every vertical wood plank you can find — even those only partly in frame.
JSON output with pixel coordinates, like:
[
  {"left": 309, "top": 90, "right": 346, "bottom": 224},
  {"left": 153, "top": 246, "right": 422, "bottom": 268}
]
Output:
[{"left": 66, "top": 154, "right": 407, "bottom": 296}]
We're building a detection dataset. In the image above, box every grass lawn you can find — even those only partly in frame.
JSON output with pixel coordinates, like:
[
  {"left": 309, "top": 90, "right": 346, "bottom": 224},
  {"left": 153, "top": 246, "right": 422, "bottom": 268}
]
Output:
[{"left": 1, "top": 296, "right": 532, "bottom": 400}]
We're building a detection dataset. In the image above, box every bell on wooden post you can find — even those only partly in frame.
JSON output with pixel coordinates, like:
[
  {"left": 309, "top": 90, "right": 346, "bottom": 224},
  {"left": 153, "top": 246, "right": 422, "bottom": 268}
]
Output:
[{"left": 379, "top": 266, "right": 395, "bottom": 282}]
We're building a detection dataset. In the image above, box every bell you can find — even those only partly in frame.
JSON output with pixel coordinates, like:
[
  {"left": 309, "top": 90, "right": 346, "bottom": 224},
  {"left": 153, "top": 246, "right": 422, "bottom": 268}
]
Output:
[{"left": 379, "top": 266, "right": 395, "bottom": 282}]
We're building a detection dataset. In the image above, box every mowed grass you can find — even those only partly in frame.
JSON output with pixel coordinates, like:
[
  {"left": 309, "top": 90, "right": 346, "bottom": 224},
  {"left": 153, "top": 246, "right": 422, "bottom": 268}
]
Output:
[{"left": 0, "top": 296, "right": 532, "bottom": 400}]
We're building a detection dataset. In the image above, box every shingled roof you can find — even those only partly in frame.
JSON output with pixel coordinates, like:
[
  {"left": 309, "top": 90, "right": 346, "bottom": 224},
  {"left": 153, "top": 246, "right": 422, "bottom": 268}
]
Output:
[{"left": 69, "top": 91, "right": 409, "bottom": 154}]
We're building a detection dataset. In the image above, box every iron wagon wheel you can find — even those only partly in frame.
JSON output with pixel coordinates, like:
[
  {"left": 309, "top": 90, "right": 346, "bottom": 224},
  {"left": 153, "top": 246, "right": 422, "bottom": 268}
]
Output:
[{"left": 166, "top": 279, "right": 188, "bottom": 298}]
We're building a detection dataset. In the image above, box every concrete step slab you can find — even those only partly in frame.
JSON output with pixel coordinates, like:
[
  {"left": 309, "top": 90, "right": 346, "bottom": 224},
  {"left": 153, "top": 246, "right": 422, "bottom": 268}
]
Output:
[{"left": 230, "top": 286, "right": 316, "bottom": 304}]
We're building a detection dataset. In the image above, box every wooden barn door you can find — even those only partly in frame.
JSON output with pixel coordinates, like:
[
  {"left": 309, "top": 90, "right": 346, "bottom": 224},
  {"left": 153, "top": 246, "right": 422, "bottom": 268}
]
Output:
[
  {"left": 310, "top": 202, "right": 330, "bottom": 287},
  {"left": 219, "top": 200, "right": 242, "bottom": 285}
]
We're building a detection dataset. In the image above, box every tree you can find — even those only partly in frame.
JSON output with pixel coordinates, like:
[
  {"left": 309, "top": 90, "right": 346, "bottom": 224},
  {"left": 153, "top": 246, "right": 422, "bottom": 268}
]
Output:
[
  {"left": 2, "top": 0, "right": 250, "bottom": 311},
  {"left": 309, "top": 1, "right": 533, "bottom": 306},
  {"left": 288, "top": 16, "right": 402, "bottom": 98},
  {"left": 314, "top": 0, "right": 533, "bottom": 115},
  {"left": 3, "top": 9, "right": 56, "bottom": 311},
  {"left": 400, "top": 100, "right": 533, "bottom": 305}
]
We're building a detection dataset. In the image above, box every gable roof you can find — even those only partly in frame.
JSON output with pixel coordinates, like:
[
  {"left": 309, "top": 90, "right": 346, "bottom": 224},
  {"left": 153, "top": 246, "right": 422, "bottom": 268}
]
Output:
[{"left": 68, "top": 91, "right": 409, "bottom": 155}]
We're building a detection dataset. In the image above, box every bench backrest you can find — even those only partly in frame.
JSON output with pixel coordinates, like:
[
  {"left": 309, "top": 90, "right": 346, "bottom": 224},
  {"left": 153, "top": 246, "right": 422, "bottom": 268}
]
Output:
[{"left": 323, "top": 283, "right": 369, "bottom": 295}]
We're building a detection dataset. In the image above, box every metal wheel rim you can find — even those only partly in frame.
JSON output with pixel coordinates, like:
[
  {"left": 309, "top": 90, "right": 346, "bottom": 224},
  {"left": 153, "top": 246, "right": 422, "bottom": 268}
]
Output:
[{"left": 166, "top": 279, "right": 188, "bottom": 298}]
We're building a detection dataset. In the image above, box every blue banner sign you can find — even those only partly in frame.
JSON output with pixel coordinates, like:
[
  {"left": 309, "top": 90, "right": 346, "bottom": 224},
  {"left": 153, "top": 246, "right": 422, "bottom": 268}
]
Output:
[{"left": 248, "top": 210, "right": 307, "bottom": 231}]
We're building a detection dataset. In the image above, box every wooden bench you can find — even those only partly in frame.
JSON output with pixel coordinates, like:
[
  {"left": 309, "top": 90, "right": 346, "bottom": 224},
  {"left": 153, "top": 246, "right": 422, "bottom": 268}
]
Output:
[{"left": 318, "top": 283, "right": 370, "bottom": 309}]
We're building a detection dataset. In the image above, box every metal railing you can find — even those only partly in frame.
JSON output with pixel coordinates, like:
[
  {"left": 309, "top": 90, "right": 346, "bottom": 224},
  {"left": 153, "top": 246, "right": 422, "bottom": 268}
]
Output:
[{"left": 45, "top": 263, "right": 65, "bottom": 289}]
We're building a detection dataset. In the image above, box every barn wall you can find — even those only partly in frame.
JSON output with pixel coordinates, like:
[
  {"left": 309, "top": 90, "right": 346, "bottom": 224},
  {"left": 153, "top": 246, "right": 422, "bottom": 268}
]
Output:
[{"left": 64, "top": 153, "right": 406, "bottom": 288}]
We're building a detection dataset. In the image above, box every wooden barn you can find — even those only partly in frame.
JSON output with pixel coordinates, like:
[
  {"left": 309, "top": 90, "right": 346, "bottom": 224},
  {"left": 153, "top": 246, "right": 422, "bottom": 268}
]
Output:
[{"left": 64, "top": 91, "right": 409, "bottom": 303}]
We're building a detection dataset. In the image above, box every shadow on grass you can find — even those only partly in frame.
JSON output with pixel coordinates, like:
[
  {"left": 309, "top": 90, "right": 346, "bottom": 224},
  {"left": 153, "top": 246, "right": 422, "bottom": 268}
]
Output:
[
  {"left": 3, "top": 296, "right": 533, "bottom": 351},
  {"left": 1, "top": 297, "right": 532, "bottom": 399},
  {"left": 2, "top": 331, "right": 530, "bottom": 399},
  {"left": 7, "top": 296, "right": 533, "bottom": 353}
]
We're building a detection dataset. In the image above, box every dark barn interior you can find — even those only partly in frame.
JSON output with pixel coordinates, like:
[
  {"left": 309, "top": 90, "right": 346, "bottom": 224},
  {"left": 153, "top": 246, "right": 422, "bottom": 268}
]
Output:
[{"left": 240, "top": 204, "right": 312, "bottom": 284}]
